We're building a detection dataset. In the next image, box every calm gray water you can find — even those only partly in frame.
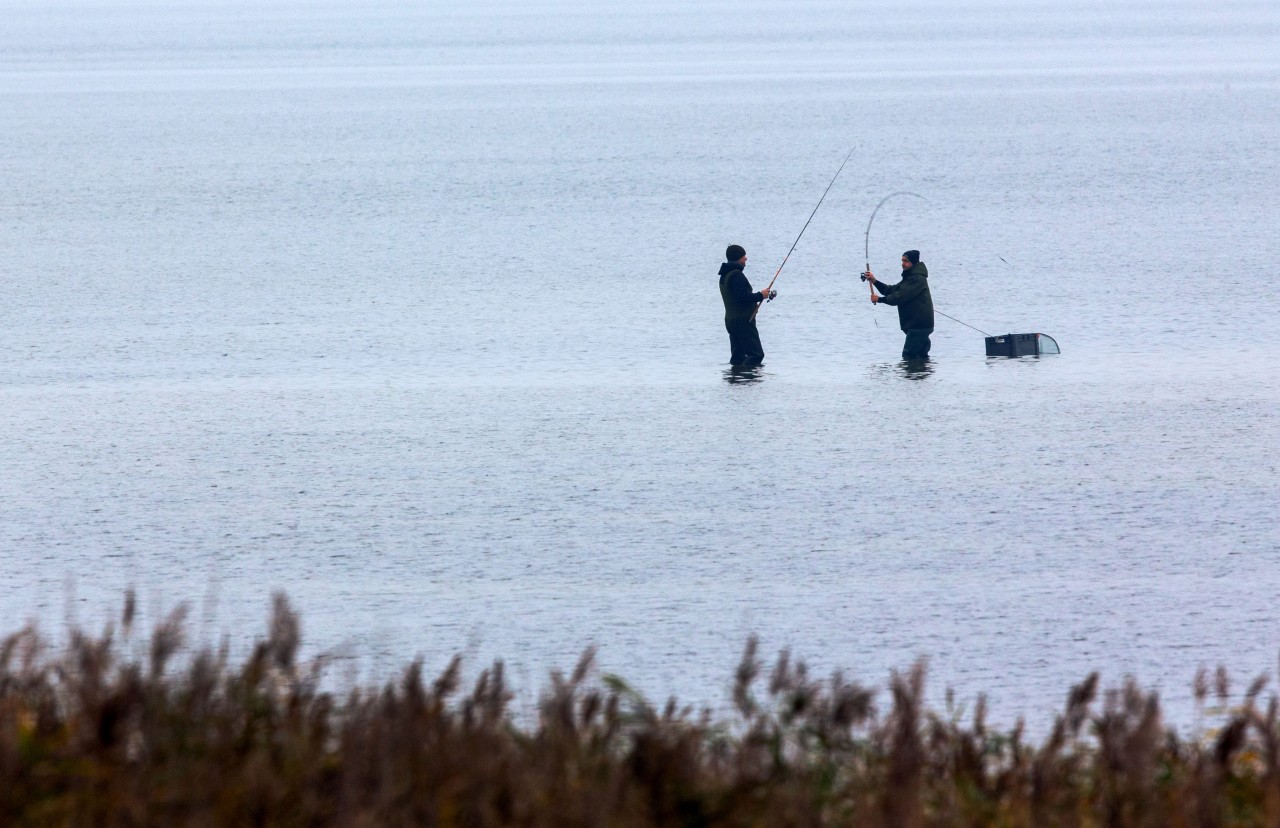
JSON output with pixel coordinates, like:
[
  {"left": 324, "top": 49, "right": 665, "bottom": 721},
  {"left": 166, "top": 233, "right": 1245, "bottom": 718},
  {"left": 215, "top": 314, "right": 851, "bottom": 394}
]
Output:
[{"left": 3, "top": 0, "right": 1279, "bottom": 723}]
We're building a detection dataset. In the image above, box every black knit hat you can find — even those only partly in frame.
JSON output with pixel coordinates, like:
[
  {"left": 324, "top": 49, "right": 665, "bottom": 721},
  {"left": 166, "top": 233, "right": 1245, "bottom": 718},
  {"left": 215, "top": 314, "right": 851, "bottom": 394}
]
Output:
[
  {"left": 726, "top": 244, "right": 746, "bottom": 262},
  {"left": 903, "top": 249, "right": 920, "bottom": 265}
]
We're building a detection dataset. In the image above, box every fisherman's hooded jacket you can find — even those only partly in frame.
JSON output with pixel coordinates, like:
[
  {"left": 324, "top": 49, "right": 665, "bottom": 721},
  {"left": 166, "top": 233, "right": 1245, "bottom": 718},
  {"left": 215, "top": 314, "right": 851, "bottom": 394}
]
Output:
[
  {"left": 873, "top": 262, "right": 935, "bottom": 332},
  {"left": 719, "top": 262, "right": 765, "bottom": 322}
]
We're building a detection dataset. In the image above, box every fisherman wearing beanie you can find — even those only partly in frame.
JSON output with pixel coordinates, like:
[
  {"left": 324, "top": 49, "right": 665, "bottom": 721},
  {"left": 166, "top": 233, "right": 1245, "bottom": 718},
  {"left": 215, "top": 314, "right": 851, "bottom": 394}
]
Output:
[
  {"left": 718, "top": 244, "right": 774, "bottom": 366},
  {"left": 863, "top": 249, "right": 935, "bottom": 359}
]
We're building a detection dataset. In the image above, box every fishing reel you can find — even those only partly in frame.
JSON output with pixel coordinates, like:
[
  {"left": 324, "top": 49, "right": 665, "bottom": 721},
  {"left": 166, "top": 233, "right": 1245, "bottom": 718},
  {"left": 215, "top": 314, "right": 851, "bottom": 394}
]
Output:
[
  {"left": 765, "top": 290, "right": 778, "bottom": 302},
  {"left": 859, "top": 272, "right": 871, "bottom": 283}
]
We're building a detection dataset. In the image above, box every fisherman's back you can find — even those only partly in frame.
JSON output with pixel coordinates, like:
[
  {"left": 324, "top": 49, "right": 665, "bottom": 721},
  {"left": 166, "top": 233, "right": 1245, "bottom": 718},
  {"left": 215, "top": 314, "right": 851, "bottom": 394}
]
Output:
[{"left": 719, "top": 263, "right": 758, "bottom": 321}]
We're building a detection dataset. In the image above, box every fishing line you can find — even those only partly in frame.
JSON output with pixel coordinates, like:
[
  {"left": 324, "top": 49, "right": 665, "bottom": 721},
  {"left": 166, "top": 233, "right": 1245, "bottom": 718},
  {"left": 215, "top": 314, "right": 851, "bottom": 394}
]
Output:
[
  {"left": 750, "top": 148, "right": 855, "bottom": 321},
  {"left": 935, "top": 256, "right": 1006, "bottom": 336},
  {"left": 935, "top": 309, "right": 991, "bottom": 337}
]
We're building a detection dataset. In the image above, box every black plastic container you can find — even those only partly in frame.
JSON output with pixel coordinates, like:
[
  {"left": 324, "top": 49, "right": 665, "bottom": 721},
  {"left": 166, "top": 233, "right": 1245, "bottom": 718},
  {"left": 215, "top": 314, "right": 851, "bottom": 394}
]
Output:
[{"left": 984, "top": 332, "right": 1060, "bottom": 357}]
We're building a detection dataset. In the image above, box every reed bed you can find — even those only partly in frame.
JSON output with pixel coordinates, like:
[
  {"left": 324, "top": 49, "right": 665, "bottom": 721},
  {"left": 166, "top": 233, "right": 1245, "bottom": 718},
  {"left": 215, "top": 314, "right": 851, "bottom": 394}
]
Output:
[{"left": 2, "top": 593, "right": 1279, "bottom": 827}]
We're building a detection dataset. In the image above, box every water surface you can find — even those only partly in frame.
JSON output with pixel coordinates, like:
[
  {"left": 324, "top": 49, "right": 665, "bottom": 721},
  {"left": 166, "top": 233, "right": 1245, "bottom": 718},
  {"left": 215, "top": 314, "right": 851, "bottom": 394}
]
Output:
[{"left": 3, "top": 0, "right": 1279, "bottom": 723}]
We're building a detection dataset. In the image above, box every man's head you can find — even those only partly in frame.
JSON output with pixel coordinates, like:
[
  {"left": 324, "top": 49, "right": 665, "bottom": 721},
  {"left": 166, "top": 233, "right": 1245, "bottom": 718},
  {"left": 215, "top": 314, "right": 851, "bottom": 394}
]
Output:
[
  {"left": 902, "top": 250, "right": 920, "bottom": 270},
  {"left": 726, "top": 244, "right": 746, "bottom": 264}
]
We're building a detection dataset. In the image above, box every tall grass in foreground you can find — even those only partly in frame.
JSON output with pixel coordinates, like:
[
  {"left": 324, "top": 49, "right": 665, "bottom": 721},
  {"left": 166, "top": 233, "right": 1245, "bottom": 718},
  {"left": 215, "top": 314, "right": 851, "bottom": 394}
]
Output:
[{"left": 3, "top": 594, "right": 1279, "bottom": 826}]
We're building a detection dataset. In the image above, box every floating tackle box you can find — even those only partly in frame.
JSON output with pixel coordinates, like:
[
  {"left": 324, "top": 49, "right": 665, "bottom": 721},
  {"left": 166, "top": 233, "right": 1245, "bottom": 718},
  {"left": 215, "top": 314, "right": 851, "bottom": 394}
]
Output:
[{"left": 984, "top": 332, "right": 1060, "bottom": 357}]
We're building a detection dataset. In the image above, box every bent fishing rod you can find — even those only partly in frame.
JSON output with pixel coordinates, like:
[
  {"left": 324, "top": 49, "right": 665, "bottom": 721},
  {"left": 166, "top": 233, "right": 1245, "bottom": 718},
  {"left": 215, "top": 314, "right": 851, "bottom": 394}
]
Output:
[
  {"left": 861, "top": 191, "right": 991, "bottom": 336},
  {"left": 862, "top": 191, "right": 924, "bottom": 304},
  {"left": 750, "top": 148, "right": 855, "bottom": 321}
]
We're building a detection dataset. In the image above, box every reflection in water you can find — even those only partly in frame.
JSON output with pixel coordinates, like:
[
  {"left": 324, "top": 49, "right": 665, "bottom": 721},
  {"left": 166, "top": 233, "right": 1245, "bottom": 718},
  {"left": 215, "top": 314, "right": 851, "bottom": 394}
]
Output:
[
  {"left": 984, "top": 355, "right": 1048, "bottom": 367},
  {"left": 898, "top": 358, "right": 934, "bottom": 380},
  {"left": 869, "top": 359, "right": 935, "bottom": 380},
  {"left": 723, "top": 364, "right": 765, "bottom": 385}
]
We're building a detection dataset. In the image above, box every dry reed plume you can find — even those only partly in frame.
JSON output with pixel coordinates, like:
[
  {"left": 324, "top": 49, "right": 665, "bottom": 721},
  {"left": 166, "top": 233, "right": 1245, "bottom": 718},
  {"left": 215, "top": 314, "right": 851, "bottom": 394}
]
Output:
[{"left": 2, "top": 593, "right": 1279, "bottom": 826}]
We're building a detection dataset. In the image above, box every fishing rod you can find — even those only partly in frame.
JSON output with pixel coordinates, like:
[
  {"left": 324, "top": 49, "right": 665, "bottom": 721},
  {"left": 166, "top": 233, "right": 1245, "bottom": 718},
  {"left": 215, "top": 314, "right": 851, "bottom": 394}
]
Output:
[
  {"left": 862, "top": 191, "right": 924, "bottom": 327},
  {"left": 862, "top": 191, "right": 925, "bottom": 303},
  {"left": 750, "top": 148, "right": 855, "bottom": 321},
  {"left": 861, "top": 191, "right": 992, "bottom": 337}
]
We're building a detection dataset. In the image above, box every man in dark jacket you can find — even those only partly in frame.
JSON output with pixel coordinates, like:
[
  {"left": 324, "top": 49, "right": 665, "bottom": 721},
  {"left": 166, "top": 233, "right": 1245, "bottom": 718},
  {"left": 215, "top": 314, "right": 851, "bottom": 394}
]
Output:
[
  {"left": 718, "top": 244, "right": 774, "bottom": 366},
  {"left": 864, "top": 249, "right": 934, "bottom": 359}
]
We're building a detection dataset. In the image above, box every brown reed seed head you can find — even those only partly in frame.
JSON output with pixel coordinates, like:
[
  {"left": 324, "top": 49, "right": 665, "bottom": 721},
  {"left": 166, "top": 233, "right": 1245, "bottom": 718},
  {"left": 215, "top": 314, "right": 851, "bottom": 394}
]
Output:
[{"left": 1, "top": 594, "right": 1280, "bottom": 827}]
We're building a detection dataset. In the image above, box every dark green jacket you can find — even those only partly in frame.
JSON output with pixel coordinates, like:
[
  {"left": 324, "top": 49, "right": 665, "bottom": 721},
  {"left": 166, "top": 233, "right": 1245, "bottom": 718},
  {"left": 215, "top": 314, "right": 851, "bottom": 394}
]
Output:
[{"left": 872, "top": 262, "right": 934, "bottom": 332}]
